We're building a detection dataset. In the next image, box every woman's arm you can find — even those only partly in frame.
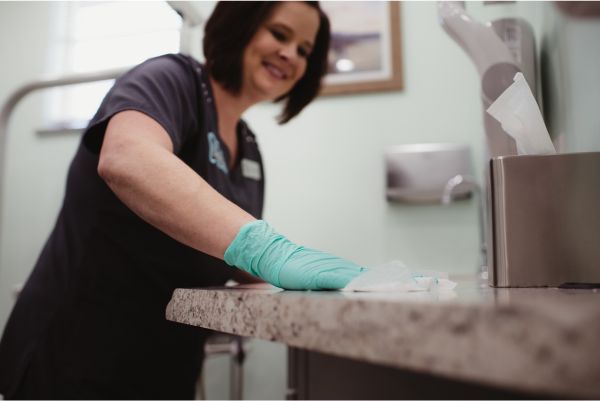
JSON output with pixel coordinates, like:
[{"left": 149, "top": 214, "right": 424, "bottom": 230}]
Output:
[
  {"left": 98, "top": 110, "right": 254, "bottom": 260},
  {"left": 98, "top": 110, "right": 365, "bottom": 290}
]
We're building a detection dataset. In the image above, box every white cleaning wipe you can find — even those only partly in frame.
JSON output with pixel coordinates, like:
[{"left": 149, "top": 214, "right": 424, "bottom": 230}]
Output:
[
  {"left": 486, "top": 72, "right": 556, "bottom": 155},
  {"left": 342, "top": 261, "right": 457, "bottom": 292}
]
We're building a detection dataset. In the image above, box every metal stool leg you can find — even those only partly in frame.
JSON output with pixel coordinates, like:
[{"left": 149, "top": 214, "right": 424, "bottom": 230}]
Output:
[
  {"left": 230, "top": 336, "right": 245, "bottom": 400},
  {"left": 195, "top": 372, "right": 206, "bottom": 400},
  {"left": 199, "top": 334, "right": 247, "bottom": 400}
]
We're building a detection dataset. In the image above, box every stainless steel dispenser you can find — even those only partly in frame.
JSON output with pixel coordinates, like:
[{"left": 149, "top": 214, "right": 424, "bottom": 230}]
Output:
[
  {"left": 438, "top": 2, "right": 537, "bottom": 159},
  {"left": 385, "top": 143, "right": 473, "bottom": 203},
  {"left": 487, "top": 152, "right": 600, "bottom": 287}
]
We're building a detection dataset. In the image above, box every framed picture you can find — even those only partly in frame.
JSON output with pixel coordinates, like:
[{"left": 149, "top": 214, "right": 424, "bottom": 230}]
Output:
[{"left": 320, "top": 1, "right": 403, "bottom": 96}]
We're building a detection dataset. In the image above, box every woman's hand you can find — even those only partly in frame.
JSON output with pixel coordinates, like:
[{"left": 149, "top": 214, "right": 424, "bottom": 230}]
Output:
[{"left": 224, "top": 220, "right": 366, "bottom": 290}]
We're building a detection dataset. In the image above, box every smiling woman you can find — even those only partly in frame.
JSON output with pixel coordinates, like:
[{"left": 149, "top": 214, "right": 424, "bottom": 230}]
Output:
[
  {"left": 241, "top": 3, "right": 319, "bottom": 101},
  {"left": 204, "top": 1, "right": 331, "bottom": 123},
  {"left": 0, "top": 2, "right": 366, "bottom": 399}
]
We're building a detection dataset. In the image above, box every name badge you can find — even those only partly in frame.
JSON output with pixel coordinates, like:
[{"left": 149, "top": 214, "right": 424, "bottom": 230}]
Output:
[{"left": 241, "top": 158, "right": 262, "bottom": 181}]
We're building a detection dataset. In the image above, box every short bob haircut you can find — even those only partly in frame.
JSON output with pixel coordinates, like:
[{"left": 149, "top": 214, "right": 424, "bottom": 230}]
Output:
[{"left": 203, "top": 1, "right": 331, "bottom": 124}]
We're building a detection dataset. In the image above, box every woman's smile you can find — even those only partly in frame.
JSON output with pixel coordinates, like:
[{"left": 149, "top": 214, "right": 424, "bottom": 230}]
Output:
[{"left": 263, "top": 60, "right": 291, "bottom": 80}]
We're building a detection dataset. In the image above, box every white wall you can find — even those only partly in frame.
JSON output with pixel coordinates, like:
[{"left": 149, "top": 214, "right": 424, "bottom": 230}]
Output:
[
  {"left": 1, "top": 1, "right": 599, "bottom": 399},
  {"left": 0, "top": 1, "right": 82, "bottom": 333}
]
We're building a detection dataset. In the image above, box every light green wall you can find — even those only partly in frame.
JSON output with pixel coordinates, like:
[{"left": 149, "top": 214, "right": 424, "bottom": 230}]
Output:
[
  {"left": 248, "top": 2, "right": 484, "bottom": 273},
  {"left": 1, "top": 1, "right": 599, "bottom": 399},
  {"left": 0, "top": 0, "right": 81, "bottom": 337},
  {"left": 549, "top": 9, "right": 600, "bottom": 152}
]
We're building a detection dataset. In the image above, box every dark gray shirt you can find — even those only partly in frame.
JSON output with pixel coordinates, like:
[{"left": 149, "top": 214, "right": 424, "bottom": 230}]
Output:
[{"left": 0, "top": 53, "right": 264, "bottom": 399}]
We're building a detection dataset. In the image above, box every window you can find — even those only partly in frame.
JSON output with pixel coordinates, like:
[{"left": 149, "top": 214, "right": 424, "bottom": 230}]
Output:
[{"left": 46, "top": 1, "right": 181, "bottom": 128}]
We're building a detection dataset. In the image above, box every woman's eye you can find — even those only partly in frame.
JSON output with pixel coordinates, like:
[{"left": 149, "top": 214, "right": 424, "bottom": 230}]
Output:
[
  {"left": 298, "top": 47, "right": 310, "bottom": 59},
  {"left": 270, "top": 29, "right": 286, "bottom": 42}
]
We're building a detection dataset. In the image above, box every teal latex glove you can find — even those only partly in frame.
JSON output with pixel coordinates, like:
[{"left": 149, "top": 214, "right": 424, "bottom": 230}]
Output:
[{"left": 224, "top": 220, "right": 366, "bottom": 290}]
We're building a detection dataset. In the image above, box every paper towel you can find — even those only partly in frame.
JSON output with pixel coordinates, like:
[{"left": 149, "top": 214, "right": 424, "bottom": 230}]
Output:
[
  {"left": 487, "top": 72, "right": 556, "bottom": 155},
  {"left": 342, "top": 261, "right": 457, "bottom": 292}
]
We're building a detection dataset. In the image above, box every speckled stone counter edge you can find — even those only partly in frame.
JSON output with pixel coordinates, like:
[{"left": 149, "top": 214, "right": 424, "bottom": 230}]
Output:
[{"left": 166, "top": 287, "right": 600, "bottom": 399}]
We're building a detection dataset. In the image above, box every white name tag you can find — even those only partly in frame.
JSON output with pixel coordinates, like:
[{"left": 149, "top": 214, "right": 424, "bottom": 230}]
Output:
[{"left": 241, "top": 158, "right": 262, "bottom": 181}]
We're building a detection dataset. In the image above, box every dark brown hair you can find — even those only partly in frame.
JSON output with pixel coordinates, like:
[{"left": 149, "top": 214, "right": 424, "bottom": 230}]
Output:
[{"left": 203, "top": 1, "right": 330, "bottom": 124}]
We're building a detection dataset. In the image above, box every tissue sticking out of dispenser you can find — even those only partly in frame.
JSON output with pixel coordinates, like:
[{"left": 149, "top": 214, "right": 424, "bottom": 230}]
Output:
[
  {"left": 437, "top": 2, "right": 538, "bottom": 158},
  {"left": 385, "top": 143, "right": 473, "bottom": 203},
  {"left": 487, "top": 72, "right": 556, "bottom": 155}
]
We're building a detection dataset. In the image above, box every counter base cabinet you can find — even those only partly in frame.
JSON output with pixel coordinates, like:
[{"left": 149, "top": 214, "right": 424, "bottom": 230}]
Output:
[{"left": 287, "top": 347, "right": 542, "bottom": 400}]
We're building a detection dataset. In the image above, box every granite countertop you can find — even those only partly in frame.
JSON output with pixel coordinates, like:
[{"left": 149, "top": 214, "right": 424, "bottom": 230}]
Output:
[{"left": 166, "top": 276, "right": 600, "bottom": 398}]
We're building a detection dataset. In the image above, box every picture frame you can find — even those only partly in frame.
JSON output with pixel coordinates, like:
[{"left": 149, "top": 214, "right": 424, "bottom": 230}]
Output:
[{"left": 320, "top": 1, "right": 403, "bottom": 96}]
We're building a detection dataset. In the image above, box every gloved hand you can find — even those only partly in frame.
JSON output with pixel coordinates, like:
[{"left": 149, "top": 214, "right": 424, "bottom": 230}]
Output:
[{"left": 224, "top": 220, "right": 366, "bottom": 290}]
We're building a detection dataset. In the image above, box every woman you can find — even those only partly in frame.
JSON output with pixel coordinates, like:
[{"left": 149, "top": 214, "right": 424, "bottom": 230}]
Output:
[{"left": 0, "top": 2, "right": 365, "bottom": 399}]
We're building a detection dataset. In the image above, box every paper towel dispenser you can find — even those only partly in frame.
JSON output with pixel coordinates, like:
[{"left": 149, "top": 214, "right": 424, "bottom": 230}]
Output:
[
  {"left": 487, "top": 152, "right": 600, "bottom": 287},
  {"left": 385, "top": 143, "right": 473, "bottom": 203}
]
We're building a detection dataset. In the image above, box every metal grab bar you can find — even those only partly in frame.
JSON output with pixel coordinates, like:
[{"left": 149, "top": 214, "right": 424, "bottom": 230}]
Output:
[
  {"left": 0, "top": 64, "right": 251, "bottom": 400},
  {"left": 0, "top": 66, "right": 130, "bottom": 253},
  {"left": 442, "top": 174, "right": 489, "bottom": 286}
]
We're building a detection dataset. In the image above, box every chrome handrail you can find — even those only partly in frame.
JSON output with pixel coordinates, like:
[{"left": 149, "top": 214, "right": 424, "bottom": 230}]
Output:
[
  {"left": 0, "top": 67, "right": 130, "bottom": 258},
  {"left": 0, "top": 65, "right": 250, "bottom": 401}
]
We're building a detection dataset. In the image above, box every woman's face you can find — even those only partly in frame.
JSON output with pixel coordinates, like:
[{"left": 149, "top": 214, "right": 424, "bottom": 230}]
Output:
[{"left": 242, "top": 2, "right": 320, "bottom": 102}]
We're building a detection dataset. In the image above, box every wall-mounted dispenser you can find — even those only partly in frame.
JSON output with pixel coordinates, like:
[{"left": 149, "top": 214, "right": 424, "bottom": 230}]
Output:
[
  {"left": 385, "top": 143, "right": 473, "bottom": 203},
  {"left": 386, "top": 143, "right": 489, "bottom": 285},
  {"left": 438, "top": 2, "right": 537, "bottom": 159}
]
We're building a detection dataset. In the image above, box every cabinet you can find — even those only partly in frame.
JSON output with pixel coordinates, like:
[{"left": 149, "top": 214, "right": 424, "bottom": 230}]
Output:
[{"left": 287, "top": 347, "right": 541, "bottom": 400}]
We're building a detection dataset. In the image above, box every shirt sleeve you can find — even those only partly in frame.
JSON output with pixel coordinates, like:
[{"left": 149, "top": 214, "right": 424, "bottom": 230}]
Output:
[{"left": 82, "top": 54, "right": 199, "bottom": 155}]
